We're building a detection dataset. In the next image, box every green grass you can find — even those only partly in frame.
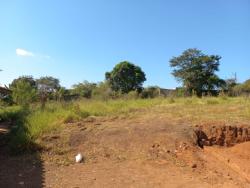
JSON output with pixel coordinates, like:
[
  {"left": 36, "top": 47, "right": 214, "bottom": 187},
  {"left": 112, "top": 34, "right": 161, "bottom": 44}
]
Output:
[
  {"left": 2, "top": 97, "right": 250, "bottom": 153},
  {"left": 155, "top": 97, "right": 250, "bottom": 125},
  {"left": 0, "top": 106, "right": 23, "bottom": 122},
  {"left": 26, "top": 98, "right": 164, "bottom": 139},
  {"left": 3, "top": 98, "right": 164, "bottom": 153}
]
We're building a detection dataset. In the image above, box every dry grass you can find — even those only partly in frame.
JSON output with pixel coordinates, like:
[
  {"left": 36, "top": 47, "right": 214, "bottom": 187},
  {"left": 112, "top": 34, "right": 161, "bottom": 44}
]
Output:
[
  {"left": 155, "top": 97, "right": 250, "bottom": 125},
  {"left": 3, "top": 97, "right": 250, "bottom": 153}
]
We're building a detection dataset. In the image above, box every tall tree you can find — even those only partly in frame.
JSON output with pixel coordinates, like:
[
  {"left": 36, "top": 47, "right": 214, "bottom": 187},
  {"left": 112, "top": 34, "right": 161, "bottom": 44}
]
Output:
[
  {"left": 9, "top": 76, "right": 37, "bottom": 90},
  {"left": 105, "top": 61, "right": 146, "bottom": 94},
  {"left": 233, "top": 79, "right": 250, "bottom": 95},
  {"left": 170, "top": 48, "right": 225, "bottom": 96},
  {"left": 72, "top": 81, "right": 97, "bottom": 98},
  {"left": 12, "top": 80, "right": 36, "bottom": 108},
  {"left": 36, "top": 76, "right": 60, "bottom": 93},
  {"left": 36, "top": 76, "right": 60, "bottom": 109}
]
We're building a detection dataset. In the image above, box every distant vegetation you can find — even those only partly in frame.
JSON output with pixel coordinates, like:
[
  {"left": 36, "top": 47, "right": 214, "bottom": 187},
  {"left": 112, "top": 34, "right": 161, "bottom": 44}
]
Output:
[
  {"left": 0, "top": 48, "right": 249, "bottom": 154},
  {"left": 1, "top": 49, "right": 249, "bottom": 107}
]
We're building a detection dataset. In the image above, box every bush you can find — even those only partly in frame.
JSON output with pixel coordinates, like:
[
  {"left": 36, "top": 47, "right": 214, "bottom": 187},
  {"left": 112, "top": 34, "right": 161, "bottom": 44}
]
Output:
[
  {"left": 72, "top": 81, "right": 96, "bottom": 98},
  {"left": 140, "top": 86, "right": 160, "bottom": 98},
  {"left": 1, "top": 107, "right": 37, "bottom": 154},
  {"left": 0, "top": 95, "right": 13, "bottom": 106},
  {"left": 232, "top": 79, "right": 250, "bottom": 96},
  {"left": 0, "top": 106, "right": 23, "bottom": 122},
  {"left": 12, "top": 80, "right": 37, "bottom": 108},
  {"left": 123, "top": 91, "right": 139, "bottom": 100}
]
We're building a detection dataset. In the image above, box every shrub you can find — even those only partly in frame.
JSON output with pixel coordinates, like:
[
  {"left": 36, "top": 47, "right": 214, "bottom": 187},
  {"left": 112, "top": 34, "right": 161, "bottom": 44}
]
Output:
[
  {"left": 72, "top": 81, "right": 96, "bottom": 98},
  {"left": 140, "top": 86, "right": 160, "bottom": 98},
  {"left": 123, "top": 91, "right": 139, "bottom": 100},
  {"left": 0, "top": 106, "right": 23, "bottom": 122},
  {"left": 12, "top": 80, "right": 37, "bottom": 108}
]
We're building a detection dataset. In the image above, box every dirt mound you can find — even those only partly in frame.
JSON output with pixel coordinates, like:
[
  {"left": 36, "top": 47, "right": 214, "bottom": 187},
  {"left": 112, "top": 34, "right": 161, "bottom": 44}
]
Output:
[
  {"left": 205, "top": 142, "right": 250, "bottom": 183},
  {"left": 194, "top": 124, "right": 250, "bottom": 147}
]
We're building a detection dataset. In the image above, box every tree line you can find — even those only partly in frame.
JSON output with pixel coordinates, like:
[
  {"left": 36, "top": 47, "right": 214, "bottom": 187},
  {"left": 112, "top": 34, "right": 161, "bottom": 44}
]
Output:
[{"left": 0, "top": 48, "right": 249, "bottom": 107}]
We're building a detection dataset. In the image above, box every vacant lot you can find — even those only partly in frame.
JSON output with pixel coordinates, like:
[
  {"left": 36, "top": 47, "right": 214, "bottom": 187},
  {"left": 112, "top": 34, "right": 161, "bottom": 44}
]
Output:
[{"left": 0, "top": 97, "right": 250, "bottom": 187}]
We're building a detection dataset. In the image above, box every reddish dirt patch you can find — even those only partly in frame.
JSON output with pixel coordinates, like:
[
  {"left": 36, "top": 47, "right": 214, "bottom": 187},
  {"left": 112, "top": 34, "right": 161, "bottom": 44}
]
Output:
[
  {"left": 194, "top": 124, "right": 250, "bottom": 147},
  {"left": 42, "top": 115, "right": 250, "bottom": 187},
  {"left": 1, "top": 113, "right": 250, "bottom": 187},
  {"left": 0, "top": 153, "right": 44, "bottom": 187},
  {"left": 205, "top": 142, "right": 250, "bottom": 183}
]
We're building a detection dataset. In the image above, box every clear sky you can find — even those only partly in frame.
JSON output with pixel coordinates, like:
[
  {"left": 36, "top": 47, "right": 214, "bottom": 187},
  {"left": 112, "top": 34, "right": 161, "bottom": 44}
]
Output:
[{"left": 0, "top": 0, "right": 249, "bottom": 88}]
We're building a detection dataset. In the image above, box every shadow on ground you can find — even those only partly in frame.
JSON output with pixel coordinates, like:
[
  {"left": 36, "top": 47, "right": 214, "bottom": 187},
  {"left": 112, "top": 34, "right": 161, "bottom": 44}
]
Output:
[{"left": 0, "top": 122, "right": 44, "bottom": 188}]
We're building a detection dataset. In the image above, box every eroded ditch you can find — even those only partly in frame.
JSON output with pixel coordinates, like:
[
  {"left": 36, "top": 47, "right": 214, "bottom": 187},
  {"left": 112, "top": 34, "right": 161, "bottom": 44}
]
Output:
[{"left": 194, "top": 124, "right": 250, "bottom": 148}]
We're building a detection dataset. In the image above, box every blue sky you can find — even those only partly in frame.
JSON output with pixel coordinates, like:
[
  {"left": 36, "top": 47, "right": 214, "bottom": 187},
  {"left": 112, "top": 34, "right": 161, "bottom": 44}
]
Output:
[{"left": 0, "top": 0, "right": 249, "bottom": 88}]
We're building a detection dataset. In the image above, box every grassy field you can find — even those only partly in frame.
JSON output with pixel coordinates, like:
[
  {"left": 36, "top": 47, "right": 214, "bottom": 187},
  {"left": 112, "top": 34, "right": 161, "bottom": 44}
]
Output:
[{"left": 1, "top": 97, "right": 250, "bottom": 153}]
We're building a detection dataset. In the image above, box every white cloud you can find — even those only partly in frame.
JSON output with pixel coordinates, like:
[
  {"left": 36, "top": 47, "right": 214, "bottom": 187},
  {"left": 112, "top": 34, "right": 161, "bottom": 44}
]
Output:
[
  {"left": 16, "top": 48, "right": 34, "bottom": 57},
  {"left": 16, "top": 48, "right": 51, "bottom": 60}
]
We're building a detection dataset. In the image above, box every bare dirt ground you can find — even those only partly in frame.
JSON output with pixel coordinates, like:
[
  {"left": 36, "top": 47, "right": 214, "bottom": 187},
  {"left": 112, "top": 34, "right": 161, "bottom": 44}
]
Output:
[{"left": 0, "top": 109, "right": 250, "bottom": 188}]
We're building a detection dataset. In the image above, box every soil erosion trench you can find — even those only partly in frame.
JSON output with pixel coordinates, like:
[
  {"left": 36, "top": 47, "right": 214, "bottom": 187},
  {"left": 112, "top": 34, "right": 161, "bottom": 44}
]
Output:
[{"left": 194, "top": 124, "right": 250, "bottom": 148}]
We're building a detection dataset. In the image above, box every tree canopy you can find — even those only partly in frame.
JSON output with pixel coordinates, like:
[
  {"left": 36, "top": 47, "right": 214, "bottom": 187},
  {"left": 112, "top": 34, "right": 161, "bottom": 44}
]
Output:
[
  {"left": 170, "top": 48, "right": 225, "bottom": 96},
  {"left": 9, "top": 76, "right": 37, "bottom": 90},
  {"left": 36, "top": 76, "right": 60, "bottom": 93},
  {"left": 72, "top": 81, "right": 97, "bottom": 98},
  {"left": 233, "top": 79, "right": 250, "bottom": 95},
  {"left": 12, "top": 80, "right": 36, "bottom": 107},
  {"left": 105, "top": 61, "right": 146, "bottom": 94}
]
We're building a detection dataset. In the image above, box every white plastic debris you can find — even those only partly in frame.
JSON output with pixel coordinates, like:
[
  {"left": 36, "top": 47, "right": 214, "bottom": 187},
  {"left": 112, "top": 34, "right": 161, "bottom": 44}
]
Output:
[{"left": 75, "top": 153, "right": 83, "bottom": 163}]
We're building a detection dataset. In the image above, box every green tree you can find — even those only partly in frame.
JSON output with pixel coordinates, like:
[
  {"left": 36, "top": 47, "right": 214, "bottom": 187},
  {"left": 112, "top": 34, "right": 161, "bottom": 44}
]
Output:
[
  {"left": 10, "top": 76, "right": 37, "bottom": 90},
  {"left": 233, "top": 79, "right": 250, "bottom": 96},
  {"left": 140, "top": 86, "right": 160, "bottom": 99},
  {"left": 72, "top": 81, "right": 96, "bottom": 98},
  {"left": 92, "top": 81, "right": 116, "bottom": 100},
  {"left": 241, "top": 79, "right": 250, "bottom": 92},
  {"left": 36, "top": 76, "right": 60, "bottom": 93},
  {"left": 224, "top": 78, "right": 237, "bottom": 96},
  {"left": 12, "top": 80, "right": 36, "bottom": 108},
  {"left": 36, "top": 76, "right": 60, "bottom": 109},
  {"left": 54, "top": 87, "right": 68, "bottom": 101},
  {"left": 105, "top": 61, "right": 146, "bottom": 94},
  {"left": 170, "top": 48, "right": 225, "bottom": 96}
]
